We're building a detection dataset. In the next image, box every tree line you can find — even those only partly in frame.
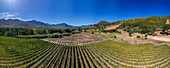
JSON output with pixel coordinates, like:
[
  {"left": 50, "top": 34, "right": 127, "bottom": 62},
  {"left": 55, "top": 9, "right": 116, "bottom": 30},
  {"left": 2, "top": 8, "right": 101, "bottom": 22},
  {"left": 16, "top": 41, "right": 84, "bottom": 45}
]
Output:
[{"left": 0, "top": 27, "right": 79, "bottom": 38}]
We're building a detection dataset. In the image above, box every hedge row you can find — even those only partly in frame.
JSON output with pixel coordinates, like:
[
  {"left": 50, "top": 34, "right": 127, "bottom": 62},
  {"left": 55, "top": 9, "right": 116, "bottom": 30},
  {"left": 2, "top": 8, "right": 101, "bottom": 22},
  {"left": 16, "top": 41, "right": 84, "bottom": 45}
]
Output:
[{"left": 17, "top": 33, "right": 71, "bottom": 39}]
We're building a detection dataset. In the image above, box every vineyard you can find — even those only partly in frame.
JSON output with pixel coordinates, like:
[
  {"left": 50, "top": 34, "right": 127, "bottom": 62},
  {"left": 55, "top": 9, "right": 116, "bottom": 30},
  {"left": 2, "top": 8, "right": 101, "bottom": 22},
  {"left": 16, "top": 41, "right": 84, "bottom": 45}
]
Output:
[{"left": 1, "top": 37, "right": 170, "bottom": 68}]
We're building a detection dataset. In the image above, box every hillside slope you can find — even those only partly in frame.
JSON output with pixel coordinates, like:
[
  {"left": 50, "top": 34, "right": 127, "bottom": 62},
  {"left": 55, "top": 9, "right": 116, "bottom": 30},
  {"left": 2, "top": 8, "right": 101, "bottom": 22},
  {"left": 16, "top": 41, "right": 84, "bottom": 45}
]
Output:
[
  {"left": 118, "top": 16, "right": 170, "bottom": 34},
  {"left": 92, "top": 16, "right": 170, "bottom": 34}
]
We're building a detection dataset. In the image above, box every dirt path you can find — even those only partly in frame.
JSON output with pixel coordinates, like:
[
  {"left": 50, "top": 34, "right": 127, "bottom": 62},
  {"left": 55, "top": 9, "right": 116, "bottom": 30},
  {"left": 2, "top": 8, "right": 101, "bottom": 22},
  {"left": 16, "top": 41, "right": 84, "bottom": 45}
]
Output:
[{"left": 149, "top": 36, "right": 170, "bottom": 42}]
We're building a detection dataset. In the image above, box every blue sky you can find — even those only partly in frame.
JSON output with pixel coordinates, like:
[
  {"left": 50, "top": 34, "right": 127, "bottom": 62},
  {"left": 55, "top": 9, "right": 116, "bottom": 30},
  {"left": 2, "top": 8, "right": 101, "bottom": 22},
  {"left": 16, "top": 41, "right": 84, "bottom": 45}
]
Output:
[{"left": 0, "top": 0, "right": 170, "bottom": 26}]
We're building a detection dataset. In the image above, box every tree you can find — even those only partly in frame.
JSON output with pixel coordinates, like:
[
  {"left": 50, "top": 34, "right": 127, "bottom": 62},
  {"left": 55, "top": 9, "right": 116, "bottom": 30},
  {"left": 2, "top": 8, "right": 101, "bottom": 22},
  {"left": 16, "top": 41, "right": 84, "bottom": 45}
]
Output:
[
  {"left": 92, "top": 32, "right": 94, "bottom": 34},
  {"left": 145, "top": 35, "right": 148, "bottom": 39},
  {"left": 128, "top": 32, "right": 132, "bottom": 37},
  {"left": 84, "top": 28, "right": 87, "bottom": 33},
  {"left": 4, "top": 31, "right": 16, "bottom": 37},
  {"left": 78, "top": 27, "right": 82, "bottom": 32}
]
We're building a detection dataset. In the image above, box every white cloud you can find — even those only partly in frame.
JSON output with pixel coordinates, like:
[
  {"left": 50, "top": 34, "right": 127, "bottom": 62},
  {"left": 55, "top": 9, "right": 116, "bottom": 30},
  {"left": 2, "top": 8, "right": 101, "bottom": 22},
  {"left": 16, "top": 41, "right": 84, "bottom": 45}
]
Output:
[{"left": 0, "top": 12, "right": 21, "bottom": 20}]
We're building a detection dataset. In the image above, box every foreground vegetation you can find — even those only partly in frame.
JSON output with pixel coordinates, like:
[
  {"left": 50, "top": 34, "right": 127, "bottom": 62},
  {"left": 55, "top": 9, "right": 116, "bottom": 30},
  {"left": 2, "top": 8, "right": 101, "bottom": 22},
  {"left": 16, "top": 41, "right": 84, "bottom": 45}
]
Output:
[{"left": 1, "top": 36, "right": 170, "bottom": 67}]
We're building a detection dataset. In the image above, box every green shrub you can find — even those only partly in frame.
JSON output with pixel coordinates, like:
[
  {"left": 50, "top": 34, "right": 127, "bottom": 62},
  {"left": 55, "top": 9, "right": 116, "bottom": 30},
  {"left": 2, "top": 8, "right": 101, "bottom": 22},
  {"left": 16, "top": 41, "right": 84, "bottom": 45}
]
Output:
[
  {"left": 136, "top": 35, "right": 140, "bottom": 38},
  {"left": 111, "top": 35, "right": 117, "bottom": 38},
  {"left": 145, "top": 35, "right": 148, "bottom": 39},
  {"left": 63, "top": 33, "right": 71, "bottom": 36},
  {"left": 128, "top": 32, "right": 132, "bottom": 37},
  {"left": 92, "top": 32, "right": 94, "bottom": 34},
  {"left": 101, "top": 29, "right": 117, "bottom": 33},
  {"left": 17, "top": 33, "right": 63, "bottom": 39},
  {"left": 48, "top": 34, "right": 60, "bottom": 38}
]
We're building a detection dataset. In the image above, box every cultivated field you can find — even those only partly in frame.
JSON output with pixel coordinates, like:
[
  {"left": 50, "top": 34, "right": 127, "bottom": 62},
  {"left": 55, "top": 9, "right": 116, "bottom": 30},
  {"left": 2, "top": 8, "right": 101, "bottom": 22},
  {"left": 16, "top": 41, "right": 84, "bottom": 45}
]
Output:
[
  {"left": 1, "top": 36, "right": 170, "bottom": 68},
  {"left": 44, "top": 33, "right": 110, "bottom": 45}
]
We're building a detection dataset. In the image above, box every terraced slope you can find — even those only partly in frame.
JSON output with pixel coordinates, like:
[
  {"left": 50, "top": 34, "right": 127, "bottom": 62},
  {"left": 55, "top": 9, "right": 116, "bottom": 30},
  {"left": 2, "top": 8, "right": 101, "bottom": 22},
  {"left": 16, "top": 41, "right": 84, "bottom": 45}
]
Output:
[{"left": 1, "top": 37, "right": 170, "bottom": 68}]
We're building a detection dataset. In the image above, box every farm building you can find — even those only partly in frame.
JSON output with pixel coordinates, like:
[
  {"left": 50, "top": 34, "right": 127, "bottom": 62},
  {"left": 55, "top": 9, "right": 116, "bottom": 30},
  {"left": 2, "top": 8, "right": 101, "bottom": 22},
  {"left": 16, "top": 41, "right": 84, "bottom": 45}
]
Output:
[{"left": 166, "top": 20, "right": 170, "bottom": 34}]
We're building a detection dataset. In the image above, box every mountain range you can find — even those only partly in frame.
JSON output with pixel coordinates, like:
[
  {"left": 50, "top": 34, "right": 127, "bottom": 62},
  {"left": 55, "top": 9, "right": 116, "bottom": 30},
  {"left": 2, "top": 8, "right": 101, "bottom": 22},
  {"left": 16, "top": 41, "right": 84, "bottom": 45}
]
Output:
[
  {"left": 0, "top": 19, "right": 75, "bottom": 28},
  {"left": 1, "top": 16, "right": 169, "bottom": 29}
]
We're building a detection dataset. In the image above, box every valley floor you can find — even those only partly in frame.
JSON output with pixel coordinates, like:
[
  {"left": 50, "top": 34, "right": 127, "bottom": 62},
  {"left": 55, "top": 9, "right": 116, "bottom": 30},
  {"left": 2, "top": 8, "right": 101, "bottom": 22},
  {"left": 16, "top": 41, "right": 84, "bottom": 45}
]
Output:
[
  {"left": 1, "top": 31, "right": 170, "bottom": 68},
  {"left": 43, "top": 32, "right": 170, "bottom": 46}
]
